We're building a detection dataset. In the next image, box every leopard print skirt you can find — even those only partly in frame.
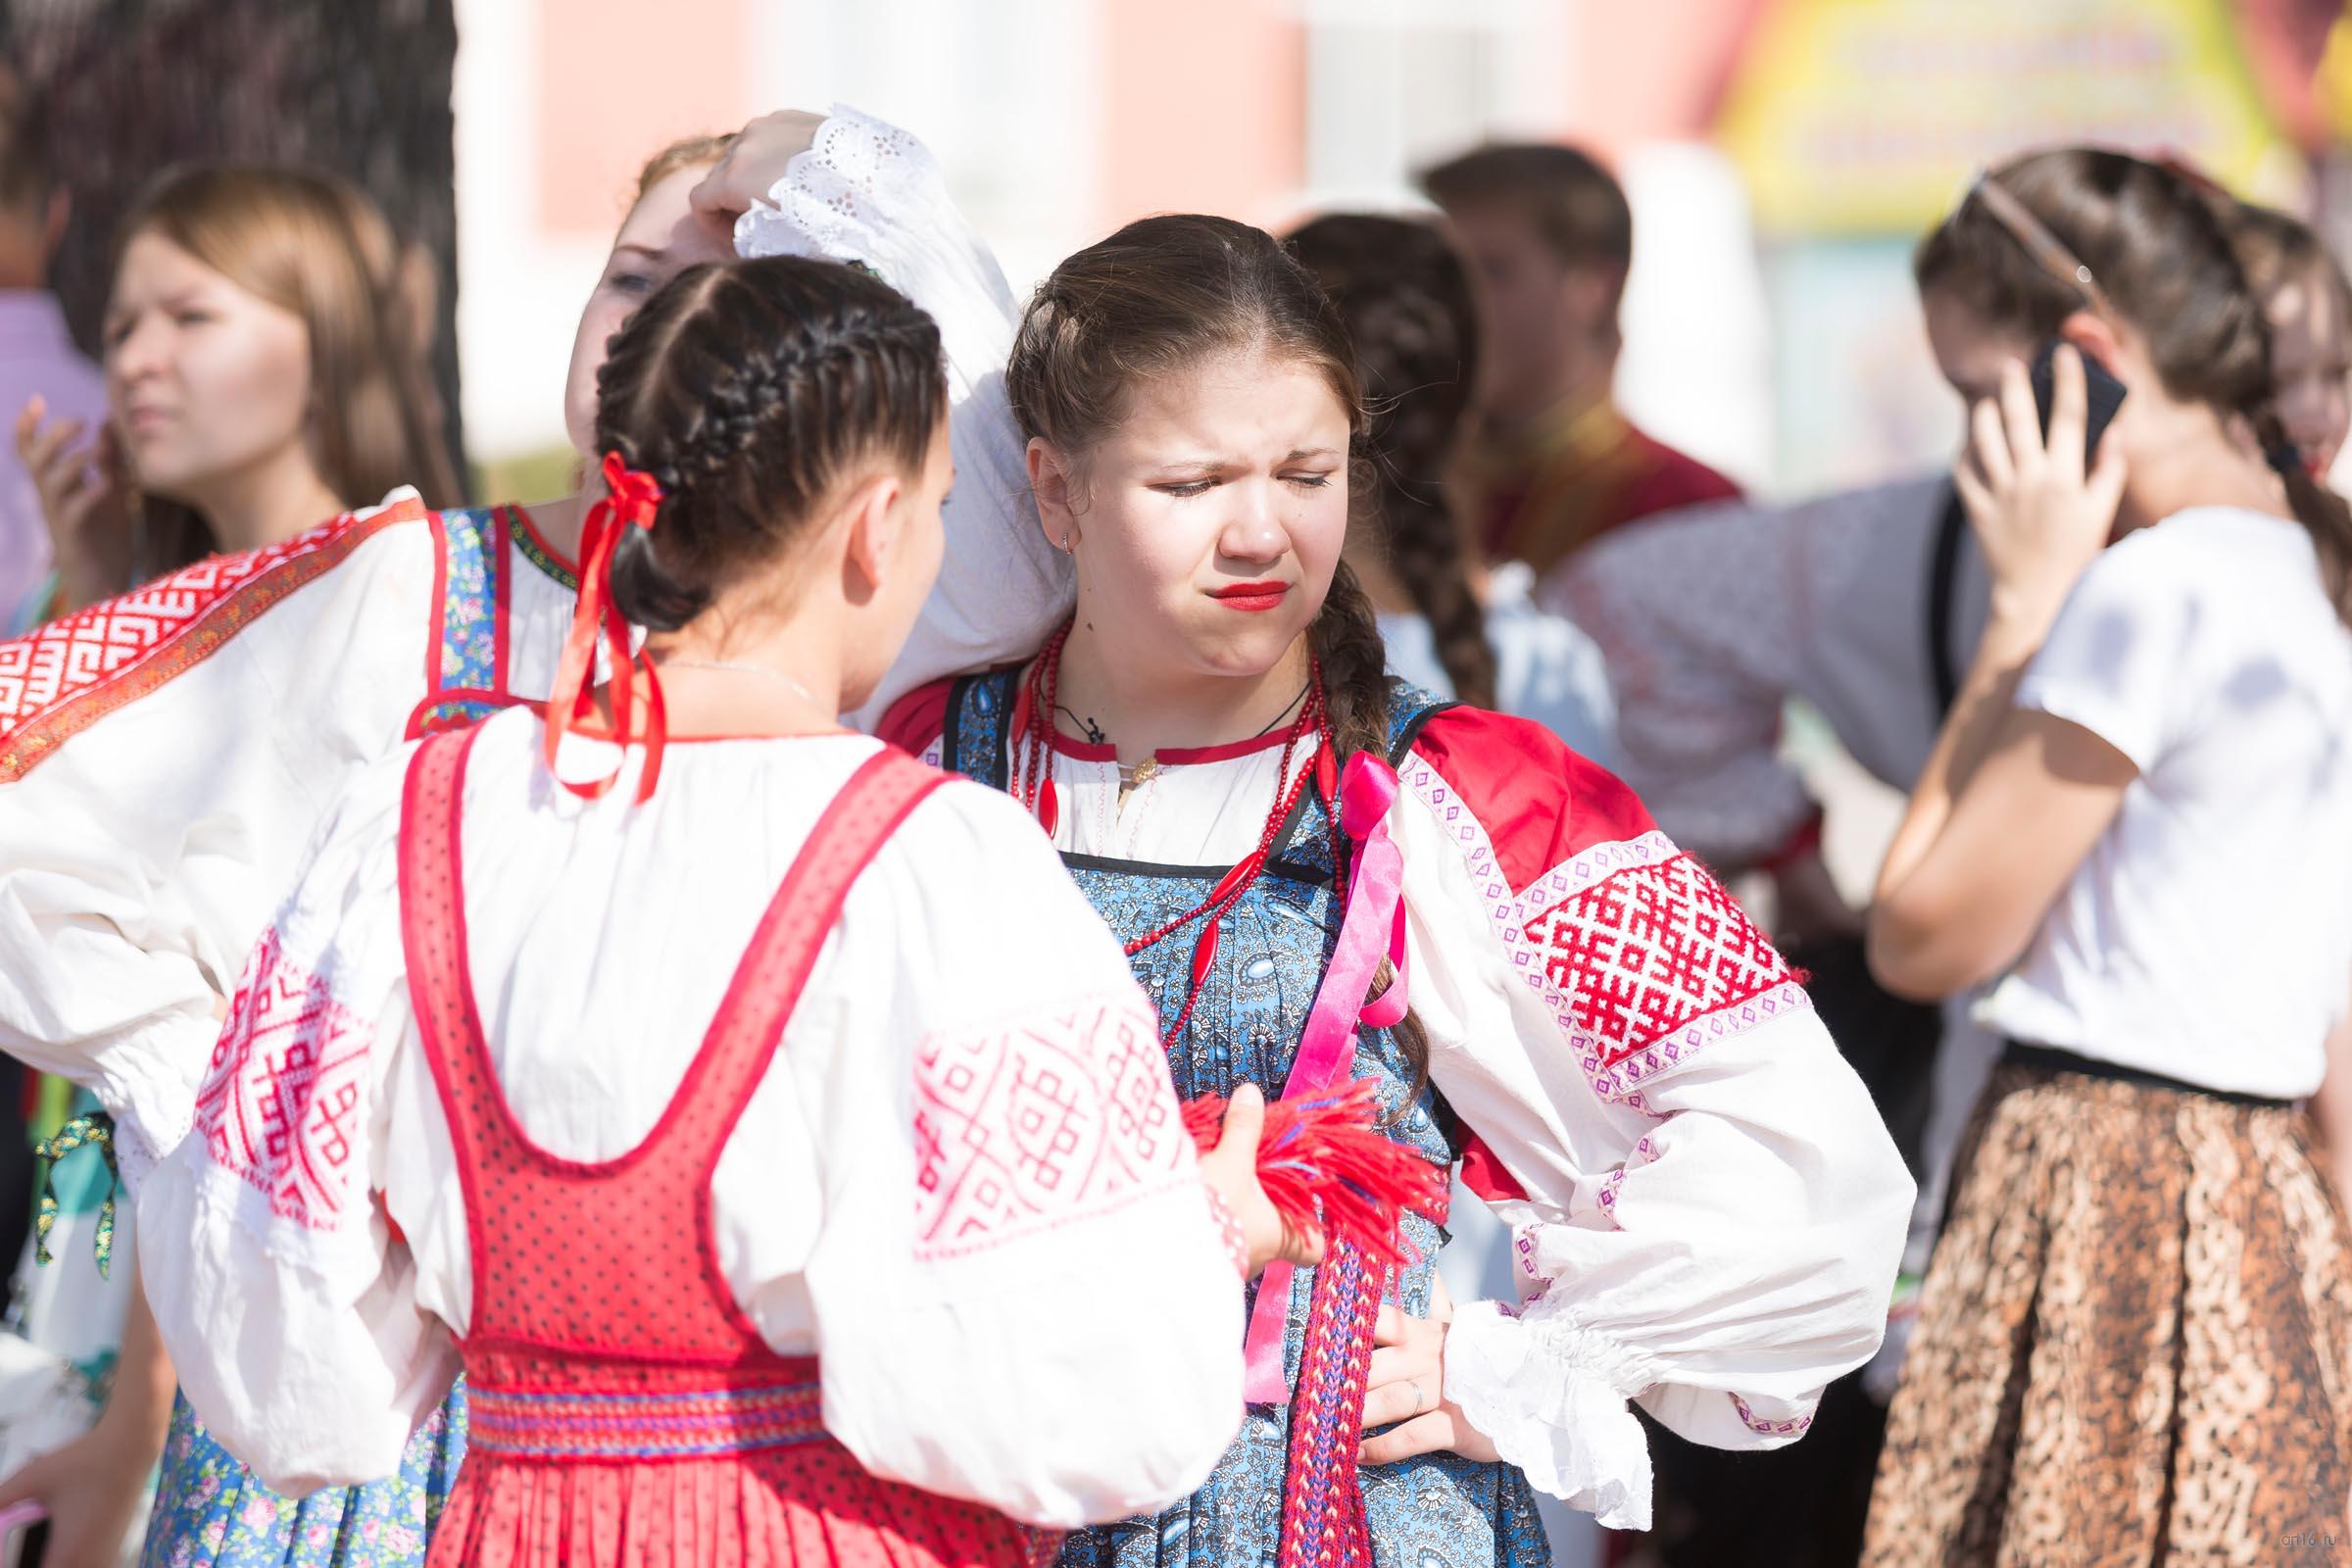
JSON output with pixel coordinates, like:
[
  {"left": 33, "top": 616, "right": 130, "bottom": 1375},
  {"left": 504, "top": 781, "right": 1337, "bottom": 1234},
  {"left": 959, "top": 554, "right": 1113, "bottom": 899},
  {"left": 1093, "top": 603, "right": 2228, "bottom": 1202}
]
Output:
[{"left": 1862, "top": 1054, "right": 2352, "bottom": 1566}]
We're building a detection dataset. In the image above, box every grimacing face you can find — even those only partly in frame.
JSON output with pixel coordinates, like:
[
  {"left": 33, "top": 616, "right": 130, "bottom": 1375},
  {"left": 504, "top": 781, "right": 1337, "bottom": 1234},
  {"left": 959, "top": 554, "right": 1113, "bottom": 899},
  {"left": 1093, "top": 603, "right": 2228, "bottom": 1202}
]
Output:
[
  {"left": 104, "top": 230, "right": 316, "bottom": 502},
  {"left": 562, "top": 166, "right": 736, "bottom": 459},
  {"left": 1052, "top": 346, "right": 1351, "bottom": 684}
]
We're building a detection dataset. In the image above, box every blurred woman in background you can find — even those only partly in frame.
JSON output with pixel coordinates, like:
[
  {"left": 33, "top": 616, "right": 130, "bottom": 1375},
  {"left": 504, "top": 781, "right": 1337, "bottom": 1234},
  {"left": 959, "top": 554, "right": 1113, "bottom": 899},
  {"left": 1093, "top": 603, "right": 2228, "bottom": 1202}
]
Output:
[{"left": 12, "top": 164, "right": 455, "bottom": 624}]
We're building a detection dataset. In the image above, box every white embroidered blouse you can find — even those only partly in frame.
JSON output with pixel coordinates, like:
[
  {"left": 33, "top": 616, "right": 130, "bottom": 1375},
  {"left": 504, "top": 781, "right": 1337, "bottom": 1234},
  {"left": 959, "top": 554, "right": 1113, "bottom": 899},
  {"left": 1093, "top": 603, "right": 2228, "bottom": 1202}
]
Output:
[
  {"left": 885, "top": 686, "right": 1915, "bottom": 1531},
  {"left": 0, "top": 498, "right": 579, "bottom": 1181},
  {"left": 136, "top": 710, "right": 1245, "bottom": 1521},
  {"left": 0, "top": 103, "right": 1062, "bottom": 1183}
]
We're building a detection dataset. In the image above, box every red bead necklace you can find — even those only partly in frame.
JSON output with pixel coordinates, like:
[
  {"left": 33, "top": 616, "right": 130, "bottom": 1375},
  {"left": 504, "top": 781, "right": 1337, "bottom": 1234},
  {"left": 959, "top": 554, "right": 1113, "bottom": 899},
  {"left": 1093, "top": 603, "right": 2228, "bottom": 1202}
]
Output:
[{"left": 1013, "top": 619, "right": 1335, "bottom": 1046}]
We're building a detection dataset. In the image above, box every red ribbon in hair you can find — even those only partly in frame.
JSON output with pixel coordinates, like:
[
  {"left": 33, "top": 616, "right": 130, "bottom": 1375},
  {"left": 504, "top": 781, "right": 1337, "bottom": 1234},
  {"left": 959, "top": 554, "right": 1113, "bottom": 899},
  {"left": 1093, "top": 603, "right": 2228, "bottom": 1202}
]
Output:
[{"left": 543, "top": 452, "right": 669, "bottom": 804}]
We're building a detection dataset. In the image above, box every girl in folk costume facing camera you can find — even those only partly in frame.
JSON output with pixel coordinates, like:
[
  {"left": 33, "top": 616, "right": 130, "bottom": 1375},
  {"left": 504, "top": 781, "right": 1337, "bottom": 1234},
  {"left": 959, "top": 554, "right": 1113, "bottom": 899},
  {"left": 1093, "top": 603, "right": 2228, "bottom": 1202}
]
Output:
[
  {"left": 1863, "top": 152, "right": 2352, "bottom": 1563},
  {"left": 880, "top": 209, "right": 1912, "bottom": 1563},
  {"left": 137, "top": 254, "right": 1303, "bottom": 1564}
]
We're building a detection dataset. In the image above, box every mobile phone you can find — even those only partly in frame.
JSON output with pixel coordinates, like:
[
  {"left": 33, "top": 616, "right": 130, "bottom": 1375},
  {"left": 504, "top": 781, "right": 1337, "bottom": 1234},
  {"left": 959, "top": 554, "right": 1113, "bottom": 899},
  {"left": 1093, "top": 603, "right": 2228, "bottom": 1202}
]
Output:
[{"left": 2029, "top": 338, "right": 2128, "bottom": 465}]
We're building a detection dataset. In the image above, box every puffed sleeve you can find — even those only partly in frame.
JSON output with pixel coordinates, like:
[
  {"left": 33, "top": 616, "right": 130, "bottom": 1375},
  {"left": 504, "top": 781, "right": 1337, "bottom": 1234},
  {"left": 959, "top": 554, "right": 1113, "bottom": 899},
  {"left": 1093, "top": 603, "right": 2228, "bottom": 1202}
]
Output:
[
  {"left": 805, "top": 780, "right": 1243, "bottom": 1526},
  {"left": 134, "top": 743, "right": 455, "bottom": 1495},
  {"left": 1391, "top": 708, "right": 1912, "bottom": 1531},
  {"left": 729, "top": 104, "right": 1068, "bottom": 726},
  {"left": 0, "top": 503, "right": 439, "bottom": 1186}
]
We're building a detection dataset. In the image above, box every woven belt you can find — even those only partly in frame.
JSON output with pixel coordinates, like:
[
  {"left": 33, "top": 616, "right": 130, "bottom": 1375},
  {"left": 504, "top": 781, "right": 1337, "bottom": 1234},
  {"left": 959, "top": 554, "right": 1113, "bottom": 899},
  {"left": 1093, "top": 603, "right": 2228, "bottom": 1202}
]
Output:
[{"left": 466, "top": 1379, "right": 827, "bottom": 1461}]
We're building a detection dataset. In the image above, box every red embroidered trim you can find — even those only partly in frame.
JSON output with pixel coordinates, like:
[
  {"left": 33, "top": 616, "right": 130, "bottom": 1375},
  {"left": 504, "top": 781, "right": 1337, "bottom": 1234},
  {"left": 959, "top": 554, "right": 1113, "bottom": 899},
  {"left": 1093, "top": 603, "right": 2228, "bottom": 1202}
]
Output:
[
  {"left": 0, "top": 500, "right": 425, "bottom": 781},
  {"left": 911, "top": 995, "right": 1191, "bottom": 1259},
  {"left": 1593, "top": 1133, "right": 1659, "bottom": 1229},
  {"left": 876, "top": 677, "right": 954, "bottom": 758},
  {"left": 192, "top": 927, "right": 374, "bottom": 1231},
  {"left": 509, "top": 501, "right": 580, "bottom": 579},
  {"left": 1525, "top": 854, "right": 1793, "bottom": 1071},
  {"left": 1731, "top": 1391, "right": 1814, "bottom": 1438}
]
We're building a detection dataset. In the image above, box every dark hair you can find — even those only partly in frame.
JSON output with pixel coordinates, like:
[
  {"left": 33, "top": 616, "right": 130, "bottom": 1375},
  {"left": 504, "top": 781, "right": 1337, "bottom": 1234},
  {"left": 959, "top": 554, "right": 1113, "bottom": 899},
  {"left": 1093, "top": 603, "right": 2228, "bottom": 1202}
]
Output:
[
  {"left": 0, "top": 71, "right": 48, "bottom": 216},
  {"left": 1420, "top": 141, "right": 1631, "bottom": 278},
  {"left": 1287, "top": 213, "right": 1496, "bottom": 709},
  {"left": 1006, "top": 213, "right": 1428, "bottom": 1101},
  {"left": 1916, "top": 148, "right": 2352, "bottom": 624},
  {"left": 592, "top": 255, "right": 946, "bottom": 630},
  {"left": 1006, "top": 213, "right": 1396, "bottom": 768}
]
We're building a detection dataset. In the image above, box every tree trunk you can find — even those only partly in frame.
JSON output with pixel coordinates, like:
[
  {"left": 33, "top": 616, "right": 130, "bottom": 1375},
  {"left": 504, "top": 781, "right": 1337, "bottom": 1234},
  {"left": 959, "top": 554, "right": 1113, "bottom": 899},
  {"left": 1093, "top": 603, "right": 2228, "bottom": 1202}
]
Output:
[{"left": 1, "top": 0, "right": 466, "bottom": 484}]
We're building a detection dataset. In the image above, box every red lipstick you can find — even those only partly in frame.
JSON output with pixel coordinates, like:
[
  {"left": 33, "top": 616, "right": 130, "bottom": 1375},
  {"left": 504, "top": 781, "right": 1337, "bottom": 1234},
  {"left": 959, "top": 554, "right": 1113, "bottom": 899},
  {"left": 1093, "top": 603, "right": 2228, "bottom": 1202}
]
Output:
[{"left": 1210, "top": 580, "right": 1290, "bottom": 612}]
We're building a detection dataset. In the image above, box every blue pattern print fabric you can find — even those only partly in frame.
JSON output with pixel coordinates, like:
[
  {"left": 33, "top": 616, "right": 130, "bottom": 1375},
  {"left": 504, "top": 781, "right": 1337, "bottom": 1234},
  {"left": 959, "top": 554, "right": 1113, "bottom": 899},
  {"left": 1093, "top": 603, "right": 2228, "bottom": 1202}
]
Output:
[{"left": 944, "top": 667, "right": 1550, "bottom": 1568}]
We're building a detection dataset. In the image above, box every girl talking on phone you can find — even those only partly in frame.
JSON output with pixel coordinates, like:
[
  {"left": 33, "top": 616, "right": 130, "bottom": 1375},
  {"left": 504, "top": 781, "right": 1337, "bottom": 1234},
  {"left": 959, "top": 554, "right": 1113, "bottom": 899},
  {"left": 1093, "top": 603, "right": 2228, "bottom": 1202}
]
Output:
[{"left": 1864, "top": 151, "right": 2352, "bottom": 1564}]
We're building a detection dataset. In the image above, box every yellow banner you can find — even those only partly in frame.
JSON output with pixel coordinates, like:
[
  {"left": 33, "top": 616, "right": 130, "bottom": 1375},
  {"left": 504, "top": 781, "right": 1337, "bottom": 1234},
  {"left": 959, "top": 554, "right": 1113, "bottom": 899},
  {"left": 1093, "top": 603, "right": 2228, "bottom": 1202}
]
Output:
[{"left": 1717, "top": 0, "right": 2296, "bottom": 234}]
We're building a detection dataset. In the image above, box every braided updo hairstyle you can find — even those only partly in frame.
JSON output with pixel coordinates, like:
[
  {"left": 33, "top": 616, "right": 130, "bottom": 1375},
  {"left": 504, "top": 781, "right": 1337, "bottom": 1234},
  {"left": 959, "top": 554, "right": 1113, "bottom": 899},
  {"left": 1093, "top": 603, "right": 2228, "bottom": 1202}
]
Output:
[
  {"left": 1287, "top": 213, "right": 1496, "bottom": 709},
  {"left": 1005, "top": 214, "right": 1396, "bottom": 769},
  {"left": 1916, "top": 148, "right": 2352, "bottom": 623},
  {"left": 591, "top": 255, "right": 946, "bottom": 629}
]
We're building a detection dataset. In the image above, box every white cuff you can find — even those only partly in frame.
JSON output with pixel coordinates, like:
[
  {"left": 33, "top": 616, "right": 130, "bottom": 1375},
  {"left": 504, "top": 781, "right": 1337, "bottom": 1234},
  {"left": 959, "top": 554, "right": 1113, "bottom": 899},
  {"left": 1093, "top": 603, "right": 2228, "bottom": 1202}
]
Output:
[
  {"left": 730, "top": 103, "right": 1016, "bottom": 406},
  {"left": 732, "top": 104, "right": 946, "bottom": 290},
  {"left": 1444, "top": 1299, "right": 1659, "bottom": 1532},
  {"left": 92, "top": 1009, "right": 218, "bottom": 1196}
]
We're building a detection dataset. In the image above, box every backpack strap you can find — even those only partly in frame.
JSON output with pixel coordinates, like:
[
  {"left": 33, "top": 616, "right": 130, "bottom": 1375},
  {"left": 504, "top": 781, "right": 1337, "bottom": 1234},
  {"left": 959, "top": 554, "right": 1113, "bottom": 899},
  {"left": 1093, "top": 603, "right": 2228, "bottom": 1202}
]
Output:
[{"left": 1924, "top": 482, "right": 1969, "bottom": 720}]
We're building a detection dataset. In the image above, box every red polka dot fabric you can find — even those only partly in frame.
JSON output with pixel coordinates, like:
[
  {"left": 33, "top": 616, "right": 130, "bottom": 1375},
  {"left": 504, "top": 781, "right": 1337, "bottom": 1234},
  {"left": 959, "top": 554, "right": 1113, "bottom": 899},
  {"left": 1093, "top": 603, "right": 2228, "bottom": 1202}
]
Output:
[{"left": 398, "top": 732, "right": 1058, "bottom": 1566}]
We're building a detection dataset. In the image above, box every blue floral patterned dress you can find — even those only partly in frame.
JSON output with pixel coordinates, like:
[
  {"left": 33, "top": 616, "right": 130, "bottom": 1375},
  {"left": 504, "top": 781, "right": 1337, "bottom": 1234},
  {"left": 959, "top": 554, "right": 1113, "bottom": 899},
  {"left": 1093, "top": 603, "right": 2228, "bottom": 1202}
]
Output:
[
  {"left": 941, "top": 668, "right": 1549, "bottom": 1568},
  {"left": 139, "top": 1393, "right": 466, "bottom": 1568}
]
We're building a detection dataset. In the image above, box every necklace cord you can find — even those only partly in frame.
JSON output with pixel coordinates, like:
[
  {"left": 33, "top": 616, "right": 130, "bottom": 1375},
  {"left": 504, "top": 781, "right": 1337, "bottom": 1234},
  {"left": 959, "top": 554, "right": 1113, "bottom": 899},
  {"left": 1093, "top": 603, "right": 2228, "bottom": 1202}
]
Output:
[{"left": 1014, "top": 621, "right": 1334, "bottom": 1048}]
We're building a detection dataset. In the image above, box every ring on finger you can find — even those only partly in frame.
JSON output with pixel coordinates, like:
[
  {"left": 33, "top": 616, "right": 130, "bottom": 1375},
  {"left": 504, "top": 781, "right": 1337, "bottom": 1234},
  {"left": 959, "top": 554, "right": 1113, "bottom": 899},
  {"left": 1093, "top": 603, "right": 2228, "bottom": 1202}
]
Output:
[{"left": 1407, "top": 1378, "right": 1428, "bottom": 1414}]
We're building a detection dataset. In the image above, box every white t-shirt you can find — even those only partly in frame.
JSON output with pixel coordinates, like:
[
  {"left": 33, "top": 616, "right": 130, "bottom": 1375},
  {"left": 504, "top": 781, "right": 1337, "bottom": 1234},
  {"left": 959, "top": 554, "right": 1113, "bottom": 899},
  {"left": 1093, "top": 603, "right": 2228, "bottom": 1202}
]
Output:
[{"left": 1977, "top": 507, "right": 2352, "bottom": 1098}]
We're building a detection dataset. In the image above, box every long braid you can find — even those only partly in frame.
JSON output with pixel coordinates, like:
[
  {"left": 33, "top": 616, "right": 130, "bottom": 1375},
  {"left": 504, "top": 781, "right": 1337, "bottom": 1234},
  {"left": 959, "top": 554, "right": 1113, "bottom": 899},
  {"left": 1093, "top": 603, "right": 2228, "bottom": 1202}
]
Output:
[
  {"left": 1308, "top": 556, "right": 1431, "bottom": 1109},
  {"left": 2255, "top": 407, "right": 2352, "bottom": 614},
  {"left": 1289, "top": 214, "right": 1496, "bottom": 708},
  {"left": 1308, "top": 559, "right": 1395, "bottom": 767}
]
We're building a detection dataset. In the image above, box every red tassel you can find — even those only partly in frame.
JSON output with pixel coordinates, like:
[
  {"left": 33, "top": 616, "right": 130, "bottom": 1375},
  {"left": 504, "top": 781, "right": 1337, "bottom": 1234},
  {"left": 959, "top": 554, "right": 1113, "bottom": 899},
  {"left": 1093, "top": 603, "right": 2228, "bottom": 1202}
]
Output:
[{"left": 1184, "top": 1081, "right": 1447, "bottom": 1269}]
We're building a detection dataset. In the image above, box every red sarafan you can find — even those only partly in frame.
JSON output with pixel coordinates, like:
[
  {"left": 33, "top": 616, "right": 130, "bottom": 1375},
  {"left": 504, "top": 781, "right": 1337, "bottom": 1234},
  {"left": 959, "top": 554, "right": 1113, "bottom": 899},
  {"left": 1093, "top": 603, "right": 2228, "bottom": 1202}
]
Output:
[{"left": 402, "top": 731, "right": 1055, "bottom": 1568}]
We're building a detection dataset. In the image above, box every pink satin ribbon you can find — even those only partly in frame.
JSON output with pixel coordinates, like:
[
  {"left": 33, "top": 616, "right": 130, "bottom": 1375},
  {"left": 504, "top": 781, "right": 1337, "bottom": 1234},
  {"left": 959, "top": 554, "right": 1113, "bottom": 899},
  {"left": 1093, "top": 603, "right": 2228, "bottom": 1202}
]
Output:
[{"left": 1242, "top": 752, "right": 1410, "bottom": 1404}]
